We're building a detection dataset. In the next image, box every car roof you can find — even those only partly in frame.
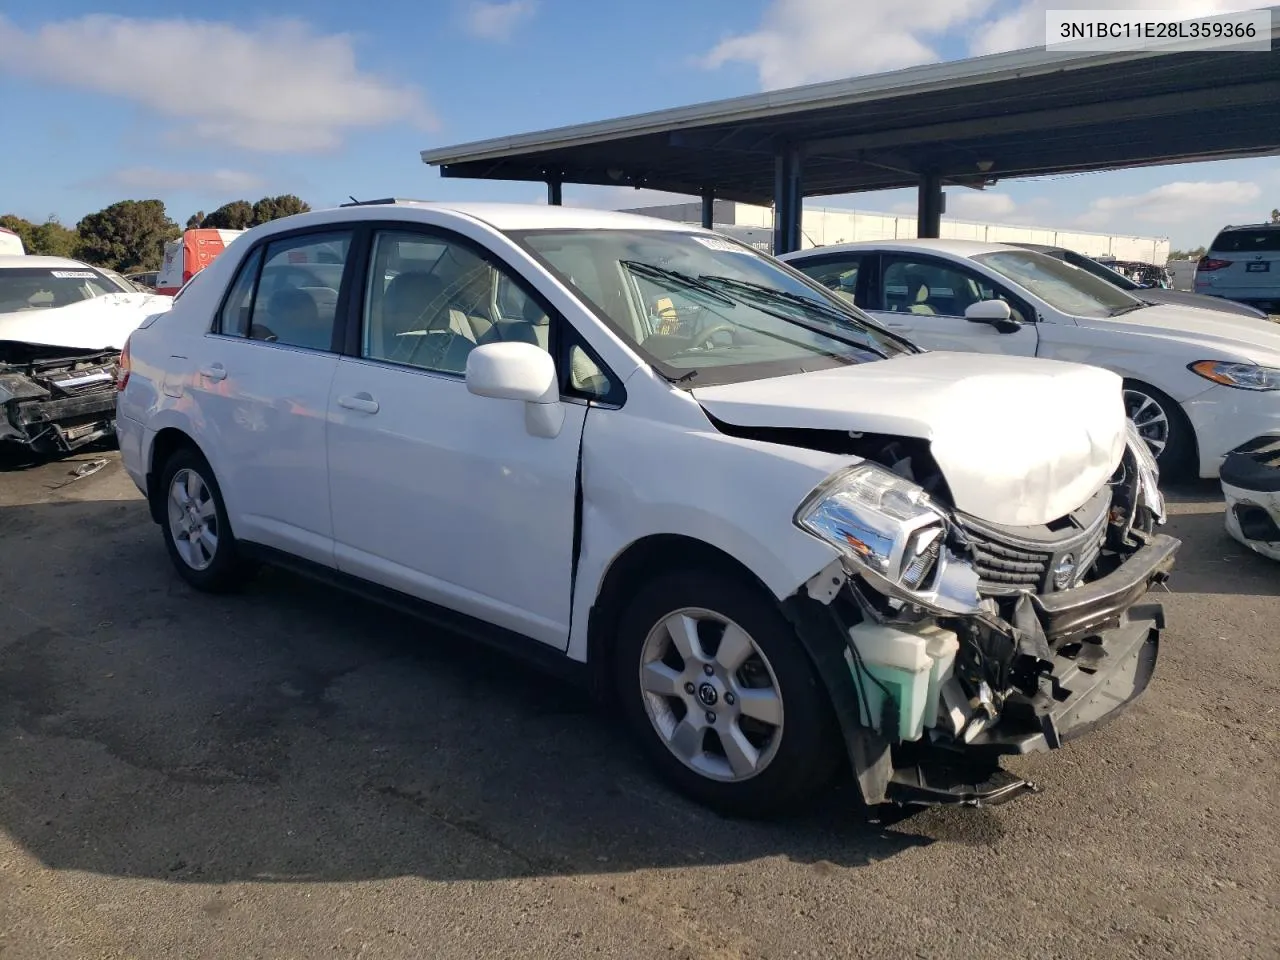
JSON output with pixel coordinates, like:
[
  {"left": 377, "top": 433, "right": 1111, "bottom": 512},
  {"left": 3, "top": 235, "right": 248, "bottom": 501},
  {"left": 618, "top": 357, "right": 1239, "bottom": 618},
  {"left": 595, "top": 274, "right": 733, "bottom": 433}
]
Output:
[
  {"left": 0, "top": 255, "right": 94, "bottom": 270},
  {"left": 1215, "top": 223, "right": 1280, "bottom": 233},
  {"left": 253, "top": 201, "right": 709, "bottom": 235},
  {"left": 780, "top": 237, "right": 1013, "bottom": 259}
]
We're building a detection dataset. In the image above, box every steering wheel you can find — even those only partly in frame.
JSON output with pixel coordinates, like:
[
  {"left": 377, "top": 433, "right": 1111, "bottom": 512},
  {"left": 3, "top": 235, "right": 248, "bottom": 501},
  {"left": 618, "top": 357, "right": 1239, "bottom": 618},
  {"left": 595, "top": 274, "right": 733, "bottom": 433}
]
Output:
[{"left": 690, "top": 323, "right": 737, "bottom": 349}]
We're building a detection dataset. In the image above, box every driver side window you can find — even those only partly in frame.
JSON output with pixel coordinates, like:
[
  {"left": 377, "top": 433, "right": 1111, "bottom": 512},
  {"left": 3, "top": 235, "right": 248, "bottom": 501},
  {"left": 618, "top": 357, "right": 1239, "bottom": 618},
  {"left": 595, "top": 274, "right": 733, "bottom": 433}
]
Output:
[
  {"left": 362, "top": 231, "right": 552, "bottom": 376},
  {"left": 881, "top": 257, "right": 1029, "bottom": 324}
]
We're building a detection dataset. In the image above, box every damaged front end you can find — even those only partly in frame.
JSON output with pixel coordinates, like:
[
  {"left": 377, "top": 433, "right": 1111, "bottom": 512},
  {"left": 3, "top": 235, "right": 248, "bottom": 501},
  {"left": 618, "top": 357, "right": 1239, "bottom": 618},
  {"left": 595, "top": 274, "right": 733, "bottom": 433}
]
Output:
[
  {"left": 0, "top": 340, "right": 121, "bottom": 456},
  {"left": 783, "top": 421, "right": 1178, "bottom": 811}
]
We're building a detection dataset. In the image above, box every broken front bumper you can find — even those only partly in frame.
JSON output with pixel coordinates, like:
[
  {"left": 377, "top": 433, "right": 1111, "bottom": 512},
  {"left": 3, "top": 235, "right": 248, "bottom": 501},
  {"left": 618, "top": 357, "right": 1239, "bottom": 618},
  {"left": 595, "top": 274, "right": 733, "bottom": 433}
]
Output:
[
  {"left": 784, "top": 533, "right": 1180, "bottom": 810},
  {"left": 1221, "top": 438, "right": 1280, "bottom": 562},
  {"left": 0, "top": 387, "right": 119, "bottom": 454}
]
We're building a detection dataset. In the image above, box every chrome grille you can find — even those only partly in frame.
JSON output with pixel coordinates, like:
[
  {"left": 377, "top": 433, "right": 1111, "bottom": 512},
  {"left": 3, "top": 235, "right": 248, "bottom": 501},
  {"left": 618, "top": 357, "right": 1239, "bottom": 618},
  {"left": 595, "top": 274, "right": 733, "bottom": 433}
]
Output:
[{"left": 957, "top": 489, "right": 1111, "bottom": 596}]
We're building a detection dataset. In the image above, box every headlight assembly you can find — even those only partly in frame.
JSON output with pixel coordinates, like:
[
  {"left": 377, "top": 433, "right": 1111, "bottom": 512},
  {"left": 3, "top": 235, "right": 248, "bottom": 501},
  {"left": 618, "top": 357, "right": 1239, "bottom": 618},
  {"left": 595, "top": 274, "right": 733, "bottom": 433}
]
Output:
[
  {"left": 1189, "top": 360, "right": 1280, "bottom": 391},
  {"left": 795, "top": 463, "right": 947, "bottom": 590}
]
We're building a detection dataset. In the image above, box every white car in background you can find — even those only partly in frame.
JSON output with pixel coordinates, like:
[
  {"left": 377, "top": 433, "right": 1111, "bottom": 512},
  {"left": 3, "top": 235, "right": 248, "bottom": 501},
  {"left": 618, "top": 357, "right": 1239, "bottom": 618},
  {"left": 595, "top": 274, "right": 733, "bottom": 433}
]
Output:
[
  {"left": 782, "top": 240, "right": 1280, "bottom": 479},
  {"left": 0, "top": 255, "right": 172, "bottom": 455},
  {"left": 1194, "top": 223, "right": 1280, "bottom": 315},
  {"left": 116, "top": 202, "right": 1176, "bottom": 817},
  {"left": 1221, "top": 438, "right": 1280, "bottom": 561}
]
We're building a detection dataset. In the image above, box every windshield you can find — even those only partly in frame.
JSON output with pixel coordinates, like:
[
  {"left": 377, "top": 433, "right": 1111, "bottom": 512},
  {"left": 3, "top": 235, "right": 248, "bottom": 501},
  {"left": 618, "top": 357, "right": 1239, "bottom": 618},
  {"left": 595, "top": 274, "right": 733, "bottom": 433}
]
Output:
[
  {"left": 973, "top": 249, "right": 1142, "bottom": 318},
  {"left": 0, "top": 266, "right": 120, "bottom": 313},
  {"left": 510, "top": 228, "right": 913, "bottom": 386}
]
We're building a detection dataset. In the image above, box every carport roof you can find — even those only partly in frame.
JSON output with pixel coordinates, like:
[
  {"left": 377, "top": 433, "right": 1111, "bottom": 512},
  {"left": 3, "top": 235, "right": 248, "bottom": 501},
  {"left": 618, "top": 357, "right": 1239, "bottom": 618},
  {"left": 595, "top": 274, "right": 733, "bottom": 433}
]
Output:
[{"left": 421, "top": 18, "right": 1280, "bottom": 204}]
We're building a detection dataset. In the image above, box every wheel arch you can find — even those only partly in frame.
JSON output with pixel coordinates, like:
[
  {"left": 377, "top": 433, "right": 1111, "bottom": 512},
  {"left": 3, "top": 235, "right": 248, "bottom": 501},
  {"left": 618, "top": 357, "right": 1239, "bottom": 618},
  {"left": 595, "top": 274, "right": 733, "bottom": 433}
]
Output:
[
  {"left": 145, "top": 427, "right": 209, "bottom": 524},
  {"left": 585, "top": 533, "right": 780, "bottom": 699},
  {"left": 1121, "top": 376, "right": 1200, "bottom": 475}
]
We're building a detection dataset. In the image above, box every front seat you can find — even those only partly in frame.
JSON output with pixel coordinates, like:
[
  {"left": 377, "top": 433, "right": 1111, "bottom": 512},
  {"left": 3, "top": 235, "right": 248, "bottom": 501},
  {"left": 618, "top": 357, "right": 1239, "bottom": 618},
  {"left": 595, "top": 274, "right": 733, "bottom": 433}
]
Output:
[
  {"left": 381, "top": 271, "right": 474, "bottom": 373},
  {"left": 903, "top": 271, "right": 937, "bottom": 315}
]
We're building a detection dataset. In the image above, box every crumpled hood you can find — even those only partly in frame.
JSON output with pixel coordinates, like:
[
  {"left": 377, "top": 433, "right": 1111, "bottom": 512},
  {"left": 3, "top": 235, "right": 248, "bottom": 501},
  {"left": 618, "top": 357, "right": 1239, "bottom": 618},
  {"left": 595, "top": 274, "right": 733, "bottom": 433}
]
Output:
[
  {"left": 0, "top": 292, "right": 173, "bottom": 353},
  {"left": 692, "top": 352, "right": 1127, "bottom": 526},
  {"left": 1084, "top": 302, "right": 1280, "bottom": 367}
]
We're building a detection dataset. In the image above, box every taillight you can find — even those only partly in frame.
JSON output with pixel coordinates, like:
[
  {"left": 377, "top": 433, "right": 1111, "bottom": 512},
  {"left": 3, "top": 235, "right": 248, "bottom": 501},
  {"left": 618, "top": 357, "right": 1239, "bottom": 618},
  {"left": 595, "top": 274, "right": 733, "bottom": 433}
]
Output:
[
  {"left": 1198, "top": 257, "right": 1233, "bottom": 271},
  {"left": 117, "top": 336, "right": 131, "bottom": 392}
]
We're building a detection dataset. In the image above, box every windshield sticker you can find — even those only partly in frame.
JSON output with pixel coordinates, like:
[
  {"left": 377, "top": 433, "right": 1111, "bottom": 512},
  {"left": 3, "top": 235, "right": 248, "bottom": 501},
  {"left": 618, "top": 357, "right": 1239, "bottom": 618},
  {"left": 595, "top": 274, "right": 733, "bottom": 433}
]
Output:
[
  {"left": 692, "top": 235, "right": 751, "bottom": 253},
  {"left": 50, "top": 270, "right": 98, "bottom": 279}
]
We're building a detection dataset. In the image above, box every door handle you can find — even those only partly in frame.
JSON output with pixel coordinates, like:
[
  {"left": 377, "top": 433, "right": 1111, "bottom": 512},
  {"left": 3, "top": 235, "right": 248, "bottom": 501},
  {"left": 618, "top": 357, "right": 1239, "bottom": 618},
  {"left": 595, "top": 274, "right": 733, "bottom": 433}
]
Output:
[
  {"left": 199, "top": 364, "right": 227, "bottom": 381},
  {"left": 337, "top": 393, "right": 380, "bottom": 415}
]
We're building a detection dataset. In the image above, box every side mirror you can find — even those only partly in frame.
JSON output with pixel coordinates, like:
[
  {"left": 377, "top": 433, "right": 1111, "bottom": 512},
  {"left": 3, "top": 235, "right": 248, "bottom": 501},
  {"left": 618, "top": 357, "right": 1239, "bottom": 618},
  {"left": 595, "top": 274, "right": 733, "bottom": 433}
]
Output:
[
  {"left": 465, "top": 341, "right": 563, "bottom": 438},
  {"left": 964, "top": 299, "right": 1021, "bottom": 334},
  {"left": 467, "top": 341, "right": 556, "bottom": 401}
]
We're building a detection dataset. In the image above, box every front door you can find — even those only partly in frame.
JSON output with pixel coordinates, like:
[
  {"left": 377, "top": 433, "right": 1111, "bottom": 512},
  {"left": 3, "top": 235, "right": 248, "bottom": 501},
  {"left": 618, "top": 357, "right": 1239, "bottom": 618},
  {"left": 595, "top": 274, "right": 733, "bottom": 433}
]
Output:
[
  {"left": 871, "top": 254, "right": 1039, "bottom": 356},
  {"left": 326, "top": 227, "right": 587, "bottom": 648},
  {"left": 185, "top": 228, "right": 354, "bottom": 567}
]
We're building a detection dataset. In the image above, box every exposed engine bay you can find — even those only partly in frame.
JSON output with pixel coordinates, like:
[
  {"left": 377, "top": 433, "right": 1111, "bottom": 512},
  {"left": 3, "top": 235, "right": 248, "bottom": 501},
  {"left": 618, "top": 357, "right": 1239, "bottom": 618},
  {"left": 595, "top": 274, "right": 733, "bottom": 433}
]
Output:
[
  {"left": 716, "top": 416, "right": 1178, "bottom": 810},
  {"left": 0, "top": 341, "right": 121, "bottom": 455}
]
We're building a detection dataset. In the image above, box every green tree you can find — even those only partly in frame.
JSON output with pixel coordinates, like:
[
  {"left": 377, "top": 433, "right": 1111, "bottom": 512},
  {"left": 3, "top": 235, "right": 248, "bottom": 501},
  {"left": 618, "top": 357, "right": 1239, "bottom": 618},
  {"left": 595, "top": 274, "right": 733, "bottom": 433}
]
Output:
[
  {"left": 0, "top": 214, "right": 79, "bottom": 257},
  {"left": 186, "top": 211, "right": 205, "bottom": 230},
  {"left": 1271, "top": 208, "right": 1279, "bottom": 224},
  {"left": 201, "top": 200, "right": 255, "bottom": 230},
  {"left": 75, "top": 200, "right": 179, "bottom": 272},
  {"left": 1168, "top": 246, "right": 1206, "bottom": 260},
  {"left": 251, "top": 194, "right": 309, "bottom": 225}
]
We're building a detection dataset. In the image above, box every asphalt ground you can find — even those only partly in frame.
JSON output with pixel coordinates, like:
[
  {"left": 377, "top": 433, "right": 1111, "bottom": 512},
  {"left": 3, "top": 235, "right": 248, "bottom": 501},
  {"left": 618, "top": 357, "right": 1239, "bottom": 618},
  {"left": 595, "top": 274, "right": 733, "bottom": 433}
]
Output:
[{"left": 0, "top": 450, "right": 1276, "bottom": 959}]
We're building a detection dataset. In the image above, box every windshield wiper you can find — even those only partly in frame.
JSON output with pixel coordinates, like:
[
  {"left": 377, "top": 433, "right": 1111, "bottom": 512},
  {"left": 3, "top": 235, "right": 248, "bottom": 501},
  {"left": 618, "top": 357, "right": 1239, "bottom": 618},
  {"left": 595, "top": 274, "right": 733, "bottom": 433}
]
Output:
[
  {"left": 619, "top": 260, "right": 737, "bottom": 306},
  {"left": 698, "top": 275, "right": 898, "bottom": 356},
  {"left": 1109, "top": 302, "right": 1150, "bottom": 316}
]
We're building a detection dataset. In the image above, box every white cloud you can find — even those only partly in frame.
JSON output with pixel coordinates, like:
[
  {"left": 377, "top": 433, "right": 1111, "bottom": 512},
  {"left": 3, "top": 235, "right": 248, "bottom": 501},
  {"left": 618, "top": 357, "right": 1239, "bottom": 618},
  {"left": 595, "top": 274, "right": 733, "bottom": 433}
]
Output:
[
  {"left": 1074, "top": 179, "right": 1261, "bottom": 230},
  {"left": 462, "top": 1, "right": 537, "bottom": 43},
  {"left": 0, "top": 15, "right": 433, "bottom": 152},
  {"left": 88, "top": 167, "right": 266, "bottom": 194},
  {"left": 705, "top": 0, "right": 1262, "bottom": 88},
  {"left": 703, "top": 0, "right": 996, "bottom": 88}
]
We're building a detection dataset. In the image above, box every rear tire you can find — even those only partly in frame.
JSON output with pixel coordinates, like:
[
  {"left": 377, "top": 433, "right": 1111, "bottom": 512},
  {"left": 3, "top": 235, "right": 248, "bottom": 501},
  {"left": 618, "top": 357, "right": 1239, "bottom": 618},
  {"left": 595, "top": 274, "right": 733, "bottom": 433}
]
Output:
[
  {"left": 158, "top": 446, "right": 249, "bottom": 592},
  {"left": 1124, "top": 381, "right": 1195, "bottom": 480},
  {"left": 614, "top": 569, "right": 841, "bottom": 818}
]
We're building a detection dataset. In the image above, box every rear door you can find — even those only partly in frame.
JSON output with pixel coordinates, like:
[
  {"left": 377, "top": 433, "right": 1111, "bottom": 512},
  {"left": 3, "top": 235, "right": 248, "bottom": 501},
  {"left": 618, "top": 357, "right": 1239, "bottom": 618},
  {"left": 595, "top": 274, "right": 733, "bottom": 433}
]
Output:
[{"left": 866, "top": 253, "right": 1039, "bottom": 356}]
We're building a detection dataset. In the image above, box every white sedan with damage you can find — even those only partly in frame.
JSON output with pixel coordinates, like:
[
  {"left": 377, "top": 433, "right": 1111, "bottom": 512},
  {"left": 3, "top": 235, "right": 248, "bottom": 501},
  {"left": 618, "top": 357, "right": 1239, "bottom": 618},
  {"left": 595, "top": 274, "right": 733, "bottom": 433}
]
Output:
[
  {"left": 117, "top": 202, "right": 1175, "bottom": 817},
  {"left": 0, "top": 255, "right": 171, "bottom": 455}
]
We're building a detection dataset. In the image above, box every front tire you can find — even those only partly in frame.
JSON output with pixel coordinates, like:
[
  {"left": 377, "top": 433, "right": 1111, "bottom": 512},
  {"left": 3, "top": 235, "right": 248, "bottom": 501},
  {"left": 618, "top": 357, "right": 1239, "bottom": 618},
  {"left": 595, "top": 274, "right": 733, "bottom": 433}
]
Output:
[
  {"left": 614, "top": 569, "right": 841, "bottom": 818},
  {"left": 1124, "top": 381, "right": 1195, "bottom": 480},
  {"left": 158, "top": 446, "right": 248, "bottom": 592}
]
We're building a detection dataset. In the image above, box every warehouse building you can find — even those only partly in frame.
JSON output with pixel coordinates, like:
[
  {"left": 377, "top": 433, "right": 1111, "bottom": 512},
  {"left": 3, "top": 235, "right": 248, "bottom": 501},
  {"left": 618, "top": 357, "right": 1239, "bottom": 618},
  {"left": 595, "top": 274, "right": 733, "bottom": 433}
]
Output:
[{"left": 618, "top": 199, "right": 1171, "bottom": 263}]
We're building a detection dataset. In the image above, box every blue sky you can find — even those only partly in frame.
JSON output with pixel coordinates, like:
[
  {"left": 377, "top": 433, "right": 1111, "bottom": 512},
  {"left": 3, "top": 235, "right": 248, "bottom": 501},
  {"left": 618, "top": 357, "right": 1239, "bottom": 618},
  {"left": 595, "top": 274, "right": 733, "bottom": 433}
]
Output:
[{"left": 0, "top": 0, "right": 1275, "bottom": 249}]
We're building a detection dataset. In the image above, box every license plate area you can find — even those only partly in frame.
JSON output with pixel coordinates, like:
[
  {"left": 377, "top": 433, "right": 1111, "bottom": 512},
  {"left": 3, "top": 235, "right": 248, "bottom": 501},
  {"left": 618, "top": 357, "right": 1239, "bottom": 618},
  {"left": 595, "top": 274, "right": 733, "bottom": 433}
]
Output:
[{"left": 1246, "top": 262, "right": 1271, "bottom": 272}]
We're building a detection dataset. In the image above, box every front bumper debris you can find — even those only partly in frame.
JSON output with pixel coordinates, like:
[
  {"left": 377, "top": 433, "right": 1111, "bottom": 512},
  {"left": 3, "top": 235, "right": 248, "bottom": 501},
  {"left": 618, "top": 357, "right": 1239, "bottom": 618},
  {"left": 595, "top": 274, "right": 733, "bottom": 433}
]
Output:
[
  {"left": 0, "top": 347, "right": 120, "bottom": 456},
  {"left": 784, "top": 529, "right": 1180, "bottom": 812}
]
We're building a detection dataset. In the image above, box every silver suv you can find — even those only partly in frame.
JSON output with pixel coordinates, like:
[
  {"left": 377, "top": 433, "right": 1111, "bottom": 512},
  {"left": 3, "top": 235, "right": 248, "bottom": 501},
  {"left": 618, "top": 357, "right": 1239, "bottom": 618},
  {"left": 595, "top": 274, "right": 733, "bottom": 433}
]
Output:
[{"left": 1195, "top": 223, "right": 1280, "bottom": 313}]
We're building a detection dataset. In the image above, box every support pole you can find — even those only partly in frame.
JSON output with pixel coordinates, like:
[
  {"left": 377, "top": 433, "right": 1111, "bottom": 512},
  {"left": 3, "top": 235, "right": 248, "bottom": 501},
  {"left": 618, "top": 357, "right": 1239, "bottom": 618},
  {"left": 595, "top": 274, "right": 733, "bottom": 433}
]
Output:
[
  {"left": 917, "top": 173, "right": 944, "bottom": 238},
  {"left": 547, "top": 177, "right": 562, "bottom": 206},
  {"left": 772, "top": 146, "right": 804, "bottom": 255},
  {"left": 701, "top": 188, "right": 714, "bottom": 229}
]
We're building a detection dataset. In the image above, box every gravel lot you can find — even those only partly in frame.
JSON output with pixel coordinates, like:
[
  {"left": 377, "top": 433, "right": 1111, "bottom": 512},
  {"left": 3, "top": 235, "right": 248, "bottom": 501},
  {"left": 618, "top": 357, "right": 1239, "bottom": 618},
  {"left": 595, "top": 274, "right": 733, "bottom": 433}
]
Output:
[{"left": 1, "top": 450, "right": 1277, "bottom": 959}]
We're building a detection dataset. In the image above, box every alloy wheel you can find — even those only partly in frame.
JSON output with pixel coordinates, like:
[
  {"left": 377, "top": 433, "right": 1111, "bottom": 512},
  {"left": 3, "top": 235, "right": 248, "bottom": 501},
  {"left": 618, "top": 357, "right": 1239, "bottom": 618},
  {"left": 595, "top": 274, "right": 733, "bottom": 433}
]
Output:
[
  {"left": 638, "top": 607, "right": 784, "bottom": 782},
  {"left": 167, "top": 467, "right": 219, "bottom": 571},
  {"left": 1124, "top": 388, "right": 1170, "bottom": 460}
]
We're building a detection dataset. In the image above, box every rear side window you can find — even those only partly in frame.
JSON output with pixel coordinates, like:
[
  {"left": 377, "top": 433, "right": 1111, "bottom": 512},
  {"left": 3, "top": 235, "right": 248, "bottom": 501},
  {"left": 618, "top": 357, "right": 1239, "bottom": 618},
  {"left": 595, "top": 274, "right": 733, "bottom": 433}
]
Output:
[
  {"left": 217, "top": 232, "right": 352, "bottom": 350},
  {"left": 1210, "top": 229, "right": 1280, "bottom": 253},
  {"left": 216, "top": 248, "right": 263, "bottom": 334}
]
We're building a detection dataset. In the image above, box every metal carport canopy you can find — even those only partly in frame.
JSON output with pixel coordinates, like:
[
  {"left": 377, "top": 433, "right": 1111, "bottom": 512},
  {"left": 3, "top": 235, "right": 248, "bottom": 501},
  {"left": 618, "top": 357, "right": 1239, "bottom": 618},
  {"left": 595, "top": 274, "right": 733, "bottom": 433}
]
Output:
[{"left": 421, "top": 15, "right": 1280, "bottom": 251}]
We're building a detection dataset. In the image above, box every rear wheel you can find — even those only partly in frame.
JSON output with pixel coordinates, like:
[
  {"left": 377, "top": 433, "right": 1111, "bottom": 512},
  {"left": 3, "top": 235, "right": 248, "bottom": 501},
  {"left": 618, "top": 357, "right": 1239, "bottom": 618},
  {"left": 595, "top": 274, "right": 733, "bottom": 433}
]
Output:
[
  {"left": 614, "top": 569, "right": 841, "bottom": 818},
  {"left": 1124, "top": 382, "right": 1194, "bottom": 479},
  {"left": 158, "top": 446, "right": 248, "bottom": 592}
]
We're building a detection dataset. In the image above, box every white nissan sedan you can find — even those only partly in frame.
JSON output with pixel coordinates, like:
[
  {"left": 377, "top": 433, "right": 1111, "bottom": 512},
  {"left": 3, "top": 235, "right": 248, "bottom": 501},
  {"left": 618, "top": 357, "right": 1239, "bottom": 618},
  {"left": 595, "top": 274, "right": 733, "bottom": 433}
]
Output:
[
  {"left": 781, "top": 239, "right": 1280, "bottom": 479},
  {"left": 117, "top": 202, "right": 1176, "bottom": 818}
]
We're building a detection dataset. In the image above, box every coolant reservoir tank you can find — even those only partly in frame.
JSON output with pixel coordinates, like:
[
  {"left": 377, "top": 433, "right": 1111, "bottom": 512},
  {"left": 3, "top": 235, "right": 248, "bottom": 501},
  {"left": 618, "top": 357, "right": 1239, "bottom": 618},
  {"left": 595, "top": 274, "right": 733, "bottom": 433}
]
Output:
[{"left": 845, "top": 621, "right": 960, "bottom": 741}]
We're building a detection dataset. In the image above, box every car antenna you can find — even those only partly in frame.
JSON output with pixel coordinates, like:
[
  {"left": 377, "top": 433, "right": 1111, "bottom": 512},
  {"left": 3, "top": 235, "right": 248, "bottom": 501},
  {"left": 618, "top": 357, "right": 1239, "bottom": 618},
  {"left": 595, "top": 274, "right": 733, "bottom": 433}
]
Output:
[{"left": 349, "top": 195, "right": 360, "bottom": 204}]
